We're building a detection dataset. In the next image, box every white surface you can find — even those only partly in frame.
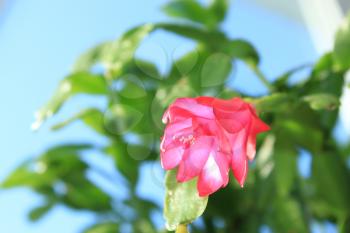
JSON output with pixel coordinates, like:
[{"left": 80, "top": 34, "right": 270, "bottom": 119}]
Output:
[{"left": 250, "top": 0, "right": 350, "bottom": 135}]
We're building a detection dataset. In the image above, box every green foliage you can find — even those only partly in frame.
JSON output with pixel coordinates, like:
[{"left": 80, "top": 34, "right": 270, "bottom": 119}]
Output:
[
  {"left": 83, "top": 222, "right": 119, "bottom": 233},
  {"left": 164, "top": 170, "right": 208, "bottom": 231},
  {"left": 253, "top": 93, "right": 291, "bottom": 113},
  {"left": 73, "top": 24, "right": 154, "bottom": 78},
  {"left": 2, "top": 0, "right": 350, "bottom": 233},
  {"left": 334, "top": 12, "right": 350, "bottom": 70},
  {"left": 162, "top": 0, "right": 228, "bottom": 29},
  {"left": 224, "top": 40, "right": 260, "bottom": 66},
  {"left": 311, "top": 153, "right": 350, "bottom": 215},
  {"left": 32, "top": 72, "right": 108, "bottom": 129},
  {"left": 302, "top": 93, "right": 340, "bottom": 111}
]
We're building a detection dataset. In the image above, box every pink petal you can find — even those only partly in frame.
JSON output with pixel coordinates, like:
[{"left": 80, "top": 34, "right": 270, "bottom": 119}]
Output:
[
  {"left": 232, "top": 155, "right": 248, "bottom": 187},
  {"left": 246, "top": 133, "right": 257, "bottom": 160},
  {"left": 165, "top": 118, "right": 193, "bottom": 136},
  {"left": 213, "top": 152, "right": 230, "bottom": 187},
  {"left": 161, "top": 119, "right": 194, "bottom": 151},
  {"left": 177, "top": 136, "right": 213, "bottom": 182},
  {"left": 248, "top": 104, "right": 270, "bottom": 133},
  {"left": 212, "top": 97, "right": 246, "bottom": 112},
  {"left": 197, "top": 151, "right": 230, "bottom": 196},
  {"left": 196, "top": 96, "right": 215, "bottom": 106},
  {"left": 252, "top": 117, "right": 270, "bottom": 133},
  {"left": 244, "top": 106, "right": 269, "bottom": 160},
  {"left": 164, "top": 106, "right": 192, "bottom": 123},
  {"left": 168, "top": 98, "right": 214, "bottom": 120},
  {"left": 214, "top": 108, "right": 251, "bottom": 133},
  {"left": 229, "top": 130, "right": 249, "bottom": 187},
  {"left": 161, "top": 145, "right": 185, "bottom": 170}
]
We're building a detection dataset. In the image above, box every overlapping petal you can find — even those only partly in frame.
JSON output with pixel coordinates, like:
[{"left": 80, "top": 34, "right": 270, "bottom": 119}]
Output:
[
  {"left": 177, "top": 136, "right": 214, "bottom": 182},
  {"left": 198, "top": 151, "right": 230, "bottom": 196}
]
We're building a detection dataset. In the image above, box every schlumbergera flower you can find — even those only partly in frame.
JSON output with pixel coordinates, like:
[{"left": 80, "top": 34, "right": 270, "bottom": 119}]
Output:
[{"left": 160, "top": 97, "right": 270, "bottom": 196}]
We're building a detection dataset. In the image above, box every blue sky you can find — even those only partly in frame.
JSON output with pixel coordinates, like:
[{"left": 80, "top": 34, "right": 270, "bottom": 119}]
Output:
[{"left": 0, "top": 0, "right": 320, "bottom": 232}]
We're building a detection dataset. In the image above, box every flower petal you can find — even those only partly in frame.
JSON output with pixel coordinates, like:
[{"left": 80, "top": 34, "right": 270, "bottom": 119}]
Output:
[
  {"left": 252, "top": 117, "right": 270, "bottom": 133},
  {"left": 229, "top": 130, "right": 249, "bottom": 187},
  {"left": 246, "top": 133, "right": 257, "bottom": 160},
  {"left": 212, "top": 98, "right": 246, "bottom": 112},
  {"left": 161, "top": 145, "right": 185, "bottom": 170},
  {"left": 214, "top": 109, "right": 251, "bottom": 133},
  {"left": 248, "top": 104, "right": 270, "bottom": 133},
  {"left": 161, "top": 118, "right": 194, "bottom": 151},
  {"left": 168, "top": 98, "right": 214, "bottom": 120},
  {"left": 177, "top": 136, "right": 213, "bottom": 182},
  {"left": 197, "top": 151, "right": 230, "bottom": 196}
]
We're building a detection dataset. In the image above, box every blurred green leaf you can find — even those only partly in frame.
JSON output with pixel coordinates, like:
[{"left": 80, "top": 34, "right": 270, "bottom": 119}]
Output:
[
  {"left": 201, "top": 52, "right": 232, "bottom": 87},
  {"left": 115, "top": 74, "right": 147, "bottom": 99},
  {"left": 216, "top": 87, "right": 240, "bottom": 99},
  {"left": 155, "top": 78, "right": 197, "bottom": 108},
  {"left": 41, "top": 145, "right": 90, "bottom": 176},
  {"left": 156, "top": 23, "right": 226, "bottom": 48},
  {"left": 302, "top": 58, "right": 344, "bottom": 130},
  {"left": 42, "top": 143, "right": 92, "bottom": 155},
  {"left": 176, "top": 47, "right": 209, "bottom": 92},
  {"left": 224, "top": 40, "right": 260, "bottom": 65},
  {"left": 307, "top": 62, "right": 343, "bottom": 99},
  {"left": 164, "top": 169, "right": 208, "bottom": 231},
  {"left": 73, "top": 42, "right": 112, "bottom": 72},
  {"left": 62, "top": 175, "right": 112, "bottom": 212},
  {"left": 74, "top": 24, "right": 154, "bottom": 77},
  {"left": 273, "top": 144, "right": 297, "bottom": 197},
  {"left": 105, "top": 24, "right": 154, "bottom": 78},
  {"left": 133, "top": 219, "right": 158, "bottom": 233},
  {"left": 105, "top": 140, "right": 139, "bottom": 186},
  {"left": 1, "top": 161, "right": 54, "bottom": 189},
  {"left": 51, "top": 108, "right": 105, "bottom": 134},
  {"left": 104, "top": 104, "right": 143, "bottom": 135},
  {"left": 28, "top": 201, "right": 55, "bottom": 222},
  {"left": 302, "top": 93, "right": 340, "bottom": 111},
  {"left": 274, "top": 64, "right": 311, "bottom": 89},
  {"left": 163, "top": 0, "right": 228, "bottom": 29},
  {"left": 208, "top": 0, "right": 229, "bottom": 24},
  {"left": 312, "top": 153, "right": 350, "bottom": 214},
  {"left": 276, "top": 118, "right": 322, "bottom": 153},
  {"left": 313, "top": 52, "right": 333, "bottom": 75},
  {"left": 333, "top": 13, "right": 350, "bottom": 70},
  {"left": 132, "top": 59, "right": 162, "bottom": 80},
  {"left": 308, "top": 197, "right": 340, "bottom": 220},
  {"left": 83, "top": 222, "right": 119, "bottom": 233},
  {"left": 163, "top": 0, "right": 209, "bottom": 25},
  {"left": 269, "top": 198, "right": 308, "bottom": 233},
  {"left": 125, "top": 197, "right": 159, "bottom": 219},
  {"left": 339, "top": 216, "right": 350, "bottom": 233},
  {"left": 253, "top": 93, "right": 291, "bottom": 113},
  {"left": 2, "top": 144, "right": 112, "bottom": 212},
  {"left": 32, "top": 72, "right": 107, "bottom": 130},
  {"left": 174, "top": 50, "right": 199, "bottom": 76},
  {"left": 127, "top": 142, "right": 155, "bottom": 161},
  {"left": 2, "top": 144, "right": 91, "bottom": 189}
]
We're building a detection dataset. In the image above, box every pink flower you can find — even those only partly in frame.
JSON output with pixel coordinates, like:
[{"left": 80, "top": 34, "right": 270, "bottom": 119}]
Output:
[{"left": 160, "top": 97, "right": 270, "bottom": 196}]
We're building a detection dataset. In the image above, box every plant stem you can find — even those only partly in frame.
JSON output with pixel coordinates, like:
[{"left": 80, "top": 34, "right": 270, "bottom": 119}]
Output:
[
  {"left": 176, "top": 225, "right": 188, "bottom": 233},
  {"left": 249, "top": 64, "right": 274, "bottom": 92}
]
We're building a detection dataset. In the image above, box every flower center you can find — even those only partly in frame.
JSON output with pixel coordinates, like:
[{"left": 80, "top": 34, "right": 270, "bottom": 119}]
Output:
[{"left": 173, "top": 134, "right": 195, "bottom": 147}]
